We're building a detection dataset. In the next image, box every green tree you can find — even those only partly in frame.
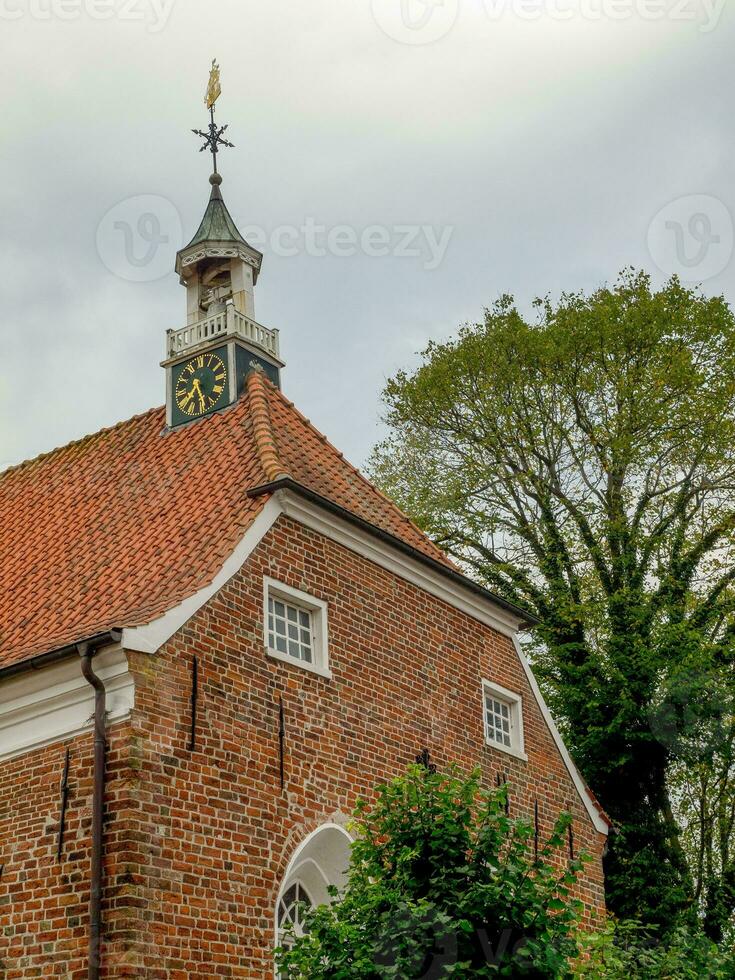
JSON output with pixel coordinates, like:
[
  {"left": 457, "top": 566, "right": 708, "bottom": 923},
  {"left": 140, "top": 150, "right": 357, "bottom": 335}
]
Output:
[
  {"left": 576, "top": 918, "right": 735, "bottom": 978},
  {"left": 668, "top": 700, "right": 735, "bottom": 942},
  {"left": 276, "top": 764, "right": 586, "bottom": 978},
  {"left": 370, "top": 270, "right": 735, "bottom": 931}
]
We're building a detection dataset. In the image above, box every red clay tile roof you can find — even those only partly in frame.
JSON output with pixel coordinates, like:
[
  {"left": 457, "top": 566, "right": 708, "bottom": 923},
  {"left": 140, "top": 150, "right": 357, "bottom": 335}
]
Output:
[
  {"left": 0, "top": 371, "right": 452, "bottom": 670},
  {"left": 246, "top": 372, "right": 455, "bottom": 568}
]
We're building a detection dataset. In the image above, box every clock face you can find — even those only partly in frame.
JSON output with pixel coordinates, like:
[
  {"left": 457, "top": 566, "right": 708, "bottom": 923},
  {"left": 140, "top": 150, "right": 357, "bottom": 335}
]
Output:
[{"left": 174, "top": 351, "right": 228, "bottom": 420}]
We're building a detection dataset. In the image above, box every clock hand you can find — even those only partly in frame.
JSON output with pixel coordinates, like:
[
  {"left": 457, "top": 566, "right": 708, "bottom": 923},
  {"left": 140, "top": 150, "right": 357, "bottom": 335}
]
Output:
[{"left": 189, "top": 378, "right": 207, "bottom": 412}]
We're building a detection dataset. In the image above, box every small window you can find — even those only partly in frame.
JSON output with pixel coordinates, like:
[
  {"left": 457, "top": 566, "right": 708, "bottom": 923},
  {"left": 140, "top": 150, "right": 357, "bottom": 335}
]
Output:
[
  {"left": 482, "top": 681, "right": 526, "bottom": 760},
  {"left": 269, "top": 597, "right": 314, "bottom": 664},
  {"left": 264, "top": 578, "right": 331, "bottom": 678}
]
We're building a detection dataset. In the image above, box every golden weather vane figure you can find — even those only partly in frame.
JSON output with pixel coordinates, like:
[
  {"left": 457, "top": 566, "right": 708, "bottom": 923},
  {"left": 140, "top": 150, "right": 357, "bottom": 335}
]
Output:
[
  {"left": 205, "top": 59, "right": 221, "bottom": 109},
  {"left": 192, "top": 59, "right": 233, "bottom": 174}
]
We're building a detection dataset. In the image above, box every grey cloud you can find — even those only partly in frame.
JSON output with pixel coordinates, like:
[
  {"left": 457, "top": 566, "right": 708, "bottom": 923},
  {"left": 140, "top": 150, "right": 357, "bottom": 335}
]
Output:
[{"left": 1, "top": 1, "right": 734, "bottom": 470}]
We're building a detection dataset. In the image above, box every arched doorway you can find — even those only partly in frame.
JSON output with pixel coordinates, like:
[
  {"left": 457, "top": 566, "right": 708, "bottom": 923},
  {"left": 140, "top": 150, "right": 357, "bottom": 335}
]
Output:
[{"left": 275, "top": 823, "right": 352, "bottom": 955}]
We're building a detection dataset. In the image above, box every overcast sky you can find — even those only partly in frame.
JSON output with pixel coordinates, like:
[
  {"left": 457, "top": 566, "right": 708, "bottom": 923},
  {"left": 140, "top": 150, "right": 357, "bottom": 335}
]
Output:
[{"left": 1, "top": 0, "right": 733, "bottom": 472}]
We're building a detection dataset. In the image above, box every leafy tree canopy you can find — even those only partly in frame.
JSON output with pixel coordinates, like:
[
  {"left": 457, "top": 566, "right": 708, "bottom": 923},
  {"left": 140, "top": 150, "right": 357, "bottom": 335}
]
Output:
[
  {"left": 370, "top": 271, "right": 735, "bottom": 931},
  {"left": 577, "top": 918, "right": 735, "bottom": 979}
]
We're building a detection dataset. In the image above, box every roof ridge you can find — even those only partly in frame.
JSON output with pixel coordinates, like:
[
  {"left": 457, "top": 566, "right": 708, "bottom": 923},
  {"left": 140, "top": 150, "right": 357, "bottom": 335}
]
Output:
[
  {"left": 0, "top": 404, "right": 165, "bottom": 480},
  {"left": 263, "top": 377, "right": 451, "bottom": 559},
  {"left": 246, "top": 370, "right": 289, "bottom": 483}
]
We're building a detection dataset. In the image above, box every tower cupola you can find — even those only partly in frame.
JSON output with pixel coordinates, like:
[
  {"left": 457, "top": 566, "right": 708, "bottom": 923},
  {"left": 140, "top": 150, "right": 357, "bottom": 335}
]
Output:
[
  {"left": 175, "top": 172, "right": 262, "bottom": 323},
  {"left": 163, "top": 61, "right": 283, "bottom": 429}
]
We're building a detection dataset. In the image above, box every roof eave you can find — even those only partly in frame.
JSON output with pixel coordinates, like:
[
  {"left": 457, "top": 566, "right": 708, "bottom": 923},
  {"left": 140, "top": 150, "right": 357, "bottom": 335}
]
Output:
[
  {"left": 175, "top": 240, "right": 264, "bottom": 282},
  {"left": 0, "top": 629, "right": 122, "bottom": 683},
  {"left": 247, "top": 477, "right": 540, "bottom": 629}
]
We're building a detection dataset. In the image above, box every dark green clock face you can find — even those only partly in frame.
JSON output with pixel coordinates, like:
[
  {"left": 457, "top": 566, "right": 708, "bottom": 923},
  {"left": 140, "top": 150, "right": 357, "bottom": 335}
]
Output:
[{"left": 172, "top": 348, "right": 228, "bottom": 424}]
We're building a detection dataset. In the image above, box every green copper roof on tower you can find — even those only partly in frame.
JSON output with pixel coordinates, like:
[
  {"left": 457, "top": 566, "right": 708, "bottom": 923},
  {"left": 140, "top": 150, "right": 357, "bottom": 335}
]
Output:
[{"left": 183, "top": 172, "right": 249, "bottom": 250}]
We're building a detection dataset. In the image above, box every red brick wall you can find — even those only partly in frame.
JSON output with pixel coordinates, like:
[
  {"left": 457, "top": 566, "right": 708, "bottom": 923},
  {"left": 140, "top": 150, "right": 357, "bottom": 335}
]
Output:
[
  {"left": 1, "top": 514, "right": 606, "bottom": 978},
  {"left": 0, "top": 724, "right": 137, "bottom": 978}
]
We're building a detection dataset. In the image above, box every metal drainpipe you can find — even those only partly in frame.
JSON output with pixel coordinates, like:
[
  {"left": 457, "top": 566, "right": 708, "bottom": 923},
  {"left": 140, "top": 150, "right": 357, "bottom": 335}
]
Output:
[{"left": 78, "top": 639, "right": 111, "bottom": 980}]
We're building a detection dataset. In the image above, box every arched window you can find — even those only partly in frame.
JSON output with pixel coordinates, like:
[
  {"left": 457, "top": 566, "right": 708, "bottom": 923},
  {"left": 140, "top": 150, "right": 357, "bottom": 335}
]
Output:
[
  {"left": 275, "top": 824, "right": 352, "bottom": 957},
  {"left": 277, "top": 881, "right": 313, "bottom": 949}
]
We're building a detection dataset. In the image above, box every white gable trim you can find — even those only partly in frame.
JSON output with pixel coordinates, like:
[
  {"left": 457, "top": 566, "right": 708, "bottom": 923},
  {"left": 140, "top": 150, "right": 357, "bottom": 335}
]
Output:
[
  {"left": 512, "top": 635, "right": 608, "bottom": 835},
  {"left": 122, "top": 497, "right": 283, "bottom": 654},
  {"left": 277, "top": 490, "right": 526, "bottom": 638},
  {"left": 122, "top": 491, "right": 525, "bottom": 654}
]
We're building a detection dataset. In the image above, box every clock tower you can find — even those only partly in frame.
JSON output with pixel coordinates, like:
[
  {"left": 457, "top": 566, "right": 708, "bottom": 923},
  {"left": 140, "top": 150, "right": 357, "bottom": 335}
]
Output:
[{"left": 163, "top": 62, "right": 283, "bottom": 428}]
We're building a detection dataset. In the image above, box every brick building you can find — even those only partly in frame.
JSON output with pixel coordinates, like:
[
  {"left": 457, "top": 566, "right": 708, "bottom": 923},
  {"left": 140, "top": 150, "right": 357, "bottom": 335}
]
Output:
[{"left": 0, "top": 93, "right": 608, "bottom": 978}]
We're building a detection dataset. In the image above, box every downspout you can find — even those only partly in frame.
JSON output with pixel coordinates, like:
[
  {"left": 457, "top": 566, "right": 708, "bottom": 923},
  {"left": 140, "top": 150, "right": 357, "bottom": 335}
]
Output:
[{"left": 78, "top": 631, "right": 121, "bottom": 980}]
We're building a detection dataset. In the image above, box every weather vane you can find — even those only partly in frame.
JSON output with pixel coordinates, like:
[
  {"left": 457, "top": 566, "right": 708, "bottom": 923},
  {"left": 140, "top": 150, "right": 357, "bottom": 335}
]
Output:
[{"left": 192, "top": 59, "right": 234, "bottom": 174}]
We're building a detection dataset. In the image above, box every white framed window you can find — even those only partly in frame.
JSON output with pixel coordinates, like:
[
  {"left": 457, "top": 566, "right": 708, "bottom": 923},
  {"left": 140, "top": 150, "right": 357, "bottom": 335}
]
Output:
[
  {"left": 482, "top": 680, "right": 527, "bottom": 760},
  {"left": 264, "top": 578, "right": 331, "bottom": 678}
]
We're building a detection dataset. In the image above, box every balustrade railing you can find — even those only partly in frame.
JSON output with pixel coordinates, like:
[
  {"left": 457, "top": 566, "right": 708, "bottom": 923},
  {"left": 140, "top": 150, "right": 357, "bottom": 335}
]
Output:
[{"left": 167, "top": 306, "right": 280, "bottom": 360}]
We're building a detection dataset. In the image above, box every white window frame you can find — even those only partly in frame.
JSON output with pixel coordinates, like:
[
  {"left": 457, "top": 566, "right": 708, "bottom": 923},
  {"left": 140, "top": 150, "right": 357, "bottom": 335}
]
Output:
[
  {"left": 482, "top": 680, "right": 527, "bottom": 761},
  {"left": 277, "top": 878, "right": 314, "bottom": 950},
  {"left": 263, "top": 577, "right": 331, "bottom": 679}
]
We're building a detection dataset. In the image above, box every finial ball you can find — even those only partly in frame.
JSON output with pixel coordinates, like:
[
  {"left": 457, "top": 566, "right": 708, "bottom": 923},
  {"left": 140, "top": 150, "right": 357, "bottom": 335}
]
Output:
[{"left": 209, "top": 172, "right": 223, "bottom": 186}]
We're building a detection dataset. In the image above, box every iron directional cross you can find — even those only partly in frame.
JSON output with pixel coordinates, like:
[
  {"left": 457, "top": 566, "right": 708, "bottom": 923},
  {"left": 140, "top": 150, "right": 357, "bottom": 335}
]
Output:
[
  {"left": 192, "top": 113, "right": 234, "bottom": 173},
  {"left": 192, "top": 59, "right": 234, "bottom": 174}
]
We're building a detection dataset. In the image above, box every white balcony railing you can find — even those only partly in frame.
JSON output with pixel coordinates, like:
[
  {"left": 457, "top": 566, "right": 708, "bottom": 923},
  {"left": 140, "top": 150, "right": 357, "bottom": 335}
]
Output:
[{"left": 167, "top": 306, "right": 280, "bottom": 361}]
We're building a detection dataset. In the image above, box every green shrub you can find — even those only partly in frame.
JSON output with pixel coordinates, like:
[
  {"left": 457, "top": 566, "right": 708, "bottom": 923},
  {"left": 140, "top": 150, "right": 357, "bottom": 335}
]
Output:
[
  {"left": 575, "top": 918, "right": 735, "bottom": 979},
  {"left": 276, "top": 763, "right": 587, "bottom": 978}
]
